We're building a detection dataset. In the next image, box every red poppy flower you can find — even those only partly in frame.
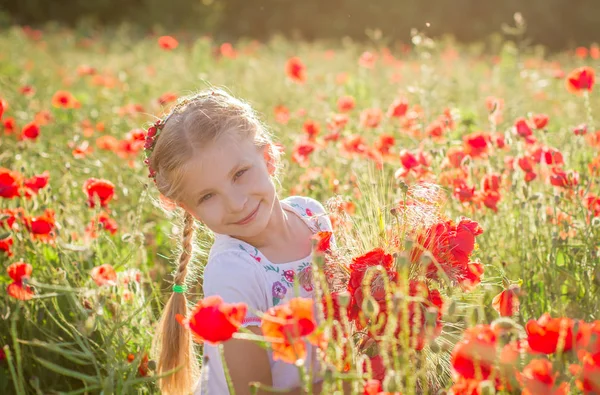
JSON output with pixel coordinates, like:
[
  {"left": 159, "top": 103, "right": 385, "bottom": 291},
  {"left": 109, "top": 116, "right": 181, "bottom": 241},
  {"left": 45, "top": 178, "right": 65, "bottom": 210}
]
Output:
[
  {"left": 337, "top": 95, "right": 355, "bottom": 112},
  {"left": 387, "top": 97, "right": 409, "bottom": 118},
  {"left": 83, "top": 178, "right": 115, "bottom": 208},
  {"left": 526, "top": 313, "right": 575, "bottom": 354},
  {"left": 492, "top": 285, "right": 520, "bottom": 317},
  {"left": 364, "top": 379, "right": 383, "bottom": 395},
  {"left": 177, "top": 295, "right": 247, "bottom": 345},
  {"left": 91, "top": 263, "right": 117, "bottom": 286},
  {"left": 566, "top": 66, "right": 595, "bottom": 94},
  {"left": 0, "top": 168, "right": 23, "bottom": 198},
  {"left": 451, "top": 324, "right": 497, "bottom": 380},
  {"left": 463, "top": 132, "right": 490, "bottom": 158},
  {"left": 85, "top": 211, "right": 119, "bottom": 238},
  {"left": 24, "top": 208, "right": 56, "bottom": 242},
  {"left": 0, "top": 98, "right": 6, "bottom": 119},
  {"left": 371, "top": 135, "right": 394, "bottom": 158},
  {"left": 0, "top": 235, "right": 13, "bottom": 256},
  {"left": 549, "top": 168, "right": 579, "bottom": 188},
  {"left": 575, "top": 320, "right": 600, "bottom": 355},
  {"left": 358, "top": 51, "right": 377, "bottom": 69},
  {"left": 573, "top": 123, "right": 588, "bottom": 136},
  {"left": 7, "top": 261, "right": 34, "bottom": 300},
  {"left": 514, "top": 118, "right": 536, "bottom": 144},
  {"left": 158, "top": 36, "right": 178, "bottom": 50},
  {"left": 51, "top": 90, "right": 78, "bottom": 109},
  {"left": 19, "top": 122, "right": 40, "bottom": 141},
  {"left": 292, "top": 141, "right": 316, "bottom": 167},
  {"left": 518, "top": 359, "right": 569, "bottom": 395},
  {"left": 285, "top": 57, "right": 306, "bottom": 83},
  {"left": 532, "top": 114, "right": 549, "bottom": 129},
  {"left": 158, "top": 92, "right": 178, "bottom": 106},
  {"left": 312, "top": 231, "right": 333, "bottom": 253},
  {"left": 360, "top": 108, "right": 383, "bottom": 129},
  {"left": 24, "top": 170, "right": 50, "bottom": 197},
  {"left": 261, "top": 297, "right": 319, "bottom": 363},
  {"left": 273, "top": 105, "right": 290, "bottom": 124},
  {"left": 575, "top": 47, "right": 589, "bottom": 59},
  {"left": 3, "top": 117, "right": 16, "bottom": 134},
  {"left": 302, "top": 120, "right": 320, "bottom": 141},
  {"left": 570, "top": 351, "right": 600, "bottom": 394}
]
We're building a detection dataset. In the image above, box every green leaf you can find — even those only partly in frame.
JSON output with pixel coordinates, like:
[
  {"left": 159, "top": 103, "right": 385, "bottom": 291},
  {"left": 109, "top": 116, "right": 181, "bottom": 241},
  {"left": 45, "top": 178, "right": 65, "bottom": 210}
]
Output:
[{"left": 32, "top": 356, "right": 100, "bottom": 384}]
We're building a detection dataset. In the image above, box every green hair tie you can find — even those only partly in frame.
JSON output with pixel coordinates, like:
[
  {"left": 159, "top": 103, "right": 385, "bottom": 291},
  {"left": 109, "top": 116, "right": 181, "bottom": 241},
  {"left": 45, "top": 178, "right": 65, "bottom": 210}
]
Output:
[{"left": 172, "top": 284, "right": 187, "bottom": 294}]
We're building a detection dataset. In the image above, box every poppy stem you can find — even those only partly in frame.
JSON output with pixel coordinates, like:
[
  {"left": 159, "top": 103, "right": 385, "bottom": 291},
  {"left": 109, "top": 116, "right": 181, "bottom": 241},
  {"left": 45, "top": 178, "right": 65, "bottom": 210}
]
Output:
[{"left": 218, "top": 343, "right": 236, "bottom": 395}]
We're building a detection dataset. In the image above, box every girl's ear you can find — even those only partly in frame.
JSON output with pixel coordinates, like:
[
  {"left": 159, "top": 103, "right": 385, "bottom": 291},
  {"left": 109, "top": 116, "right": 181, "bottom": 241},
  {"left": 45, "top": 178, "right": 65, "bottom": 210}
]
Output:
[{"left": 263, "top": 144, "right": 276, "bottom": 176}]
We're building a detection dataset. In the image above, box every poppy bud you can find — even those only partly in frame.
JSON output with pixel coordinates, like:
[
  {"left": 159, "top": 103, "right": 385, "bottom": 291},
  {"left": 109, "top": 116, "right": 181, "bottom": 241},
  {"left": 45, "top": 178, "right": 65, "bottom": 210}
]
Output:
[{"left": 363, "top": 295, "right": 380, "bottom": 320}]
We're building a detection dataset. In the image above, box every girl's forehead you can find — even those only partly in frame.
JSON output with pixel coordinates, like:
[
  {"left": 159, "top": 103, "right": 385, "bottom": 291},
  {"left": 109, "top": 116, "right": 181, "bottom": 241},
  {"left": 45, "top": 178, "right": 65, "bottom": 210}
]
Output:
[{"left": 181, "top": 133, "right": 259, "bottom": 185}]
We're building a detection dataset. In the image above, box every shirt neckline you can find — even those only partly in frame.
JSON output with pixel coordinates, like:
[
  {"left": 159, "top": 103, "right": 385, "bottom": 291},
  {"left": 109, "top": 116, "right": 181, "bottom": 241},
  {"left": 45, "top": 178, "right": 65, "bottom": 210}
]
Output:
[{"left": 215, "top": 198, "right": 317, "bottom": 265}]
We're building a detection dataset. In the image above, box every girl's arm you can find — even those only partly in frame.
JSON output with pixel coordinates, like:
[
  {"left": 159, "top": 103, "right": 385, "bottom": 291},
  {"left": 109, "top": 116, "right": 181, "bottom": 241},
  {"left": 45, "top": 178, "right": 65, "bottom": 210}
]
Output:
[
  {"left": 223, "top": 326, "right": 352, "bottom": 395},
  {"left": 222, "top": 326, "right": 273, "bottom": 395}
]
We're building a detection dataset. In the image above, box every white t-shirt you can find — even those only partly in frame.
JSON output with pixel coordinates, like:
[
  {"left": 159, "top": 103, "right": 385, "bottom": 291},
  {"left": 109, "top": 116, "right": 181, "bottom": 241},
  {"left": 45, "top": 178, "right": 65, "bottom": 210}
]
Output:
[{"left": 194, "top": 196, "right": 335, "bottom": 395}]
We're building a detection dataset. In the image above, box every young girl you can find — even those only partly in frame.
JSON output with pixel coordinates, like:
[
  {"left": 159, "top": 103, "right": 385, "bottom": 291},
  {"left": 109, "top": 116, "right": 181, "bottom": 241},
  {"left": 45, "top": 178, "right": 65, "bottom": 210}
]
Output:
[{"left": 146, "top": 89, "right": 336, "bottom": 395}]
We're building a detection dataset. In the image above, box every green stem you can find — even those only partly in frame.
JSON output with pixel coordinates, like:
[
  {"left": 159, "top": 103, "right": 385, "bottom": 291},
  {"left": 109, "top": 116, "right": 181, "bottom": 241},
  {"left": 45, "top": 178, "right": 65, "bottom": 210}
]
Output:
[
  {"left": 9, "top": 303, "right": 27, "bottom": 395},
  {"left": 218, "top": 343, "right": 236, "bottom": 395}
]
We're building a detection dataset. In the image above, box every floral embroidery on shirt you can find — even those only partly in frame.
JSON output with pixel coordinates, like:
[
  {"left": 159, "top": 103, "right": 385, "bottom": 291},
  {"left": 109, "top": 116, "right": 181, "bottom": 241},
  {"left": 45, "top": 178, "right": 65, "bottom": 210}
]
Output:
[
  {"left": 238, "top": 244, "right": 261, "bottom": 262},
  {"left": 272, "top": 281, "right": 287, "bottom": 306},
  {"left": 283, "top": 269, "right": 295, "bottom": 283}
]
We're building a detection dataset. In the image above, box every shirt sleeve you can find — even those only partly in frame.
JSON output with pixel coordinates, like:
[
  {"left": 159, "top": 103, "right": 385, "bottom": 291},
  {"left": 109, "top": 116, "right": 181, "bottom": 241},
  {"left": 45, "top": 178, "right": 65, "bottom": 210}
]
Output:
[
  {"left": 202, "top": 250, "right": 269, "bottom": 327},
  {"left": 290, "top": 195, "right": 337, "bottom": 248}
]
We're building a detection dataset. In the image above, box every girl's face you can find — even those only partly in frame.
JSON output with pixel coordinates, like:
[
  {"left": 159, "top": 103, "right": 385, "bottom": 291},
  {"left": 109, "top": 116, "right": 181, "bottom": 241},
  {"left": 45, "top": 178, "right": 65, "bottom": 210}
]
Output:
[{"left": 177, "top": 133, "right": 277, "bottom": 238}]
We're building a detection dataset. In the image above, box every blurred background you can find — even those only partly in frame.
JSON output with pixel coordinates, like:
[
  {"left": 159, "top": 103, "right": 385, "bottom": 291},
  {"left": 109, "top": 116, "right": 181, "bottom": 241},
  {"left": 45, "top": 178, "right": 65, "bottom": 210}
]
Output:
[{"left": 0, "top": 0, "right": 598, "bottom": 51}]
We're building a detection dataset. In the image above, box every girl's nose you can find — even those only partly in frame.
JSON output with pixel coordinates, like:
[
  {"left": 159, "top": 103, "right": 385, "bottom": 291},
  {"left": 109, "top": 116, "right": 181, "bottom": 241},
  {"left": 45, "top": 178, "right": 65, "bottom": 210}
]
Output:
[{"left": 225, "top": 190, "right": 248, "bottom": 213}]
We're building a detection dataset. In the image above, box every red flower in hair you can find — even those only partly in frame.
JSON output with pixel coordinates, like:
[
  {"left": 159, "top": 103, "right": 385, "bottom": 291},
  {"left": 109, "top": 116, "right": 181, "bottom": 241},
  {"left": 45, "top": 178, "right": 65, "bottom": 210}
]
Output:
[
  {"left": 83, "top": 178, "right": 115, "bottom": 208},
  {"left": 177, "top": 295, "right": 247, "bottom": 344},
  {"left": 566, "top": 66, "right": 595, "bottom": 94},
  {"left": 526, "top": 313, "right": 575, "bottom": 354},
  {"left": 158, "top": 36, "right": 178, "bottom": 50},
  {"left": 285, "top": 57, "right": 306, "bottom": 83},
  {"left": 7, "top": 261, "right": 34, "bottom": 300}
]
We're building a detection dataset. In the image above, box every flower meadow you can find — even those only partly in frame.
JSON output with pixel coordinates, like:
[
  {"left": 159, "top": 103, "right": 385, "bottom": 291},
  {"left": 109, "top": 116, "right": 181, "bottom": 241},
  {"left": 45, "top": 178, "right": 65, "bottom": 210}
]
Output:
[{"left": 1, "top": 22, "right": 600, "bottom": 394}]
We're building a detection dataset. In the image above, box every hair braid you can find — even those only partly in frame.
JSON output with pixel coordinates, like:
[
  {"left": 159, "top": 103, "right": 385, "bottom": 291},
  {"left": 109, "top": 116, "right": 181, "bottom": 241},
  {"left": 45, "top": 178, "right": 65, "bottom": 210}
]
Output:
[{"left": 152, "top": 211, "right": 199, "bottom": 394}]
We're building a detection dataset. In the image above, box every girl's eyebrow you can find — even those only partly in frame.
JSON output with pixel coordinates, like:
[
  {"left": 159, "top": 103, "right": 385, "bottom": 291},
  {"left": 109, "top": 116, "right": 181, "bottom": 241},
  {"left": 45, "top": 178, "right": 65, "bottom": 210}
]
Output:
[{"left": 195, "top": 162, "right": 246, "bottom": 197}]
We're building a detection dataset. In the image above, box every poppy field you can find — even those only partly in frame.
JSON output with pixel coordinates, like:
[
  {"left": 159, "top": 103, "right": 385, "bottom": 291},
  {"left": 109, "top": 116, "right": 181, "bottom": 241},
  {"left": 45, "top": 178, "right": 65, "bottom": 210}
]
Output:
[{"left": 1, "top": 22, "right": 600, "bottom": 394}]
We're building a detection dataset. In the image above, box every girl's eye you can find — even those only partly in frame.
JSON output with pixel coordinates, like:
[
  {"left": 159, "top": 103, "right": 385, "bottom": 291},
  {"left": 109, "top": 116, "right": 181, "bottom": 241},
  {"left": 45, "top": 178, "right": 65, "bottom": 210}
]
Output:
[
  {"left": 199, "top": 193, "right": 213, "bottom": 204},
  {"left": 234, "top": 168, "right": 248, "bottom": 180}
]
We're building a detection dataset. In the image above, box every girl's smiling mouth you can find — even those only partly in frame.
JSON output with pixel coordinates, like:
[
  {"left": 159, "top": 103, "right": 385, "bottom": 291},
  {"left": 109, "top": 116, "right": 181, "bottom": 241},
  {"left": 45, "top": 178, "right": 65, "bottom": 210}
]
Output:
[{"left": 233, "top": 202, "right": 261, "bottom": 225}]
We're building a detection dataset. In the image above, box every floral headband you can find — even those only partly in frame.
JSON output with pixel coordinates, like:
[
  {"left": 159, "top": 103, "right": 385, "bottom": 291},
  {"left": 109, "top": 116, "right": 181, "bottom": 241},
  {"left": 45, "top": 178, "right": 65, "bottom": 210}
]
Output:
[
  {"left": 143, "top": 91, "right": 218, "bottom": 182},
  {"left": 143, "top": 118, "right": 166, "bottom": 182}
]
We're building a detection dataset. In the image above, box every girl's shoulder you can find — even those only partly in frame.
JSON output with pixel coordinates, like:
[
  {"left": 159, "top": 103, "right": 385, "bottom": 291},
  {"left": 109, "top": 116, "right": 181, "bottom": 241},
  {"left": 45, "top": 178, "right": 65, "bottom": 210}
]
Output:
[{"left": 281, "top": 195, "right": 328, "bottom": 217}]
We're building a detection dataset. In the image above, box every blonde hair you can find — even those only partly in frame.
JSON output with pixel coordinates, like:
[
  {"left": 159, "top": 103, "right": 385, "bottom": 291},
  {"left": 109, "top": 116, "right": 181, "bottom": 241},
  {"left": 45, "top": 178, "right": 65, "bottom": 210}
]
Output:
[{"left": 148, "top": 88, "right": 282, "bottom": 394}]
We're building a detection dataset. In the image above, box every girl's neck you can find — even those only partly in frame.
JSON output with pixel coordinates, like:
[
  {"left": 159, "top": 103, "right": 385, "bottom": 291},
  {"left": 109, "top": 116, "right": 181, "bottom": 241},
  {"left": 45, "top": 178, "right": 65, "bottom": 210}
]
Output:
[{"left": 233, "top": 198, "right": 295, "bottom": 250}]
